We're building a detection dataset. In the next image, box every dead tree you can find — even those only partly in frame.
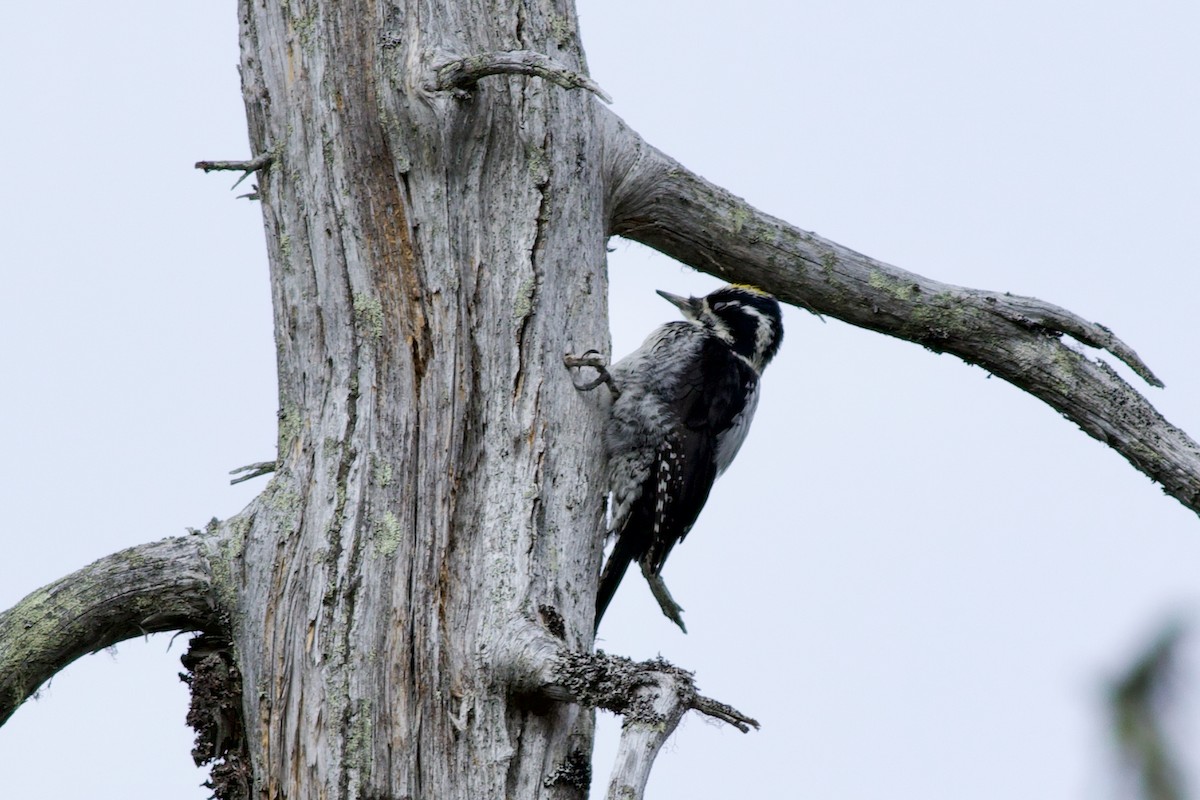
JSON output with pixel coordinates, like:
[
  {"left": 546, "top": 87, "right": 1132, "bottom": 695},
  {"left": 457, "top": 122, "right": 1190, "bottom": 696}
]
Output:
[{"left": 2, "top": 2, "right": 1198, "bottom": 799}]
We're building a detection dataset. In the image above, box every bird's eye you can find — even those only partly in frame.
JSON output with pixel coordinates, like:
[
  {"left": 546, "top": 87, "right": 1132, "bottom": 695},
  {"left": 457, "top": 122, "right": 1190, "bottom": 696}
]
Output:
[{"left": 712, "top": 301, "right": 732, "bottom": 311}]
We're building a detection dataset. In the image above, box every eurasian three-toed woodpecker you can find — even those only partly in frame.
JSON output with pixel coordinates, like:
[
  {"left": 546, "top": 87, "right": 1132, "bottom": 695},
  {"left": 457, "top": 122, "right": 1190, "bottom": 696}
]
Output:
[{"left": 566, "top": 284, "right": 784, "bottom": 628}]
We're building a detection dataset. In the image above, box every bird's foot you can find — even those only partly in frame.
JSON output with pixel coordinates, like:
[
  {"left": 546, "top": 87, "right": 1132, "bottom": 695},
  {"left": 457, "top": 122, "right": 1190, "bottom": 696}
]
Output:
[
  {"left": 640, "top": 561, "right": 687, "bottom": 633},
  {"left": 563, "top": 349, "right": 620, "bottom": 397}
]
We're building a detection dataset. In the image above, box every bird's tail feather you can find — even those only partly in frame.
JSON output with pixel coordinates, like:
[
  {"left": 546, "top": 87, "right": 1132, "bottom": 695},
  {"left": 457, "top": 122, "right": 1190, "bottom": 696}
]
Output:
[{"left": 595, "top": 533, "right": 640, "bottom": 631}]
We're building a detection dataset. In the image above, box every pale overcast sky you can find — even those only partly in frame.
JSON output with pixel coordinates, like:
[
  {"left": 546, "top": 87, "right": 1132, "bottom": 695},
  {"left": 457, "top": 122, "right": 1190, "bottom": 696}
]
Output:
[{"left": 2, "top": 2, "right": 1198, "bottom": 798}]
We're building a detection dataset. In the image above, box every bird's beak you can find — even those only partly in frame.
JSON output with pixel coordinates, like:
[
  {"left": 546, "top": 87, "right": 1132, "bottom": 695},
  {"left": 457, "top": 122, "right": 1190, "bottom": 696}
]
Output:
[{"left": 656, "top": 290, "right": 703, "bottom": 320}]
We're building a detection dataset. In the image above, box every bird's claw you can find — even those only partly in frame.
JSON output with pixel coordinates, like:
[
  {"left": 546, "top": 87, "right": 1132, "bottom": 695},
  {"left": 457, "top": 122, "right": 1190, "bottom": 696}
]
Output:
[
  {"left": 562, "top": 349, "right": 606, "bottom": 369},
  {"left": 641, "top": 562, "right": 687, "bottom": 633},
  {"left": 563, "top": 350, "right": 620, "bottom": 397}
]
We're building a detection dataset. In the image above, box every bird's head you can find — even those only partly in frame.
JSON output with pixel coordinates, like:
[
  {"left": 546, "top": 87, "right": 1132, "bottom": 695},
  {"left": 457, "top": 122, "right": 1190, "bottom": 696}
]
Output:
[{"left": 657, "top": 284, "right": 784, "bottom": 372}]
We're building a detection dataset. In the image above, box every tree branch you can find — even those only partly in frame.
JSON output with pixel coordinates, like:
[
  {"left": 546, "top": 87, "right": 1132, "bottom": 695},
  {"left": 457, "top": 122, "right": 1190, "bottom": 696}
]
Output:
[
  {"left": 602, "top": 110, "right": 1200, "bottom": 517},
  {"left": 498, "top": 620, "right": 756, "bottom": 800},
  {"left": 194, "top": 154, "right": 274, "bottom": 176},
  {"left": 428, "top": 51, "right": 612, "bottom": 103},
  {"left": 229, "top": 460, "right": 276, "bottom": 485},
  {"left": 195, "top": 153, "right": 275, "bottom": 195},
  {"left": 553, "top": 651, "right": 757, "bottom": 799},
  {"left": 0, "top": 533, "right": 223, "bottom": 726}
]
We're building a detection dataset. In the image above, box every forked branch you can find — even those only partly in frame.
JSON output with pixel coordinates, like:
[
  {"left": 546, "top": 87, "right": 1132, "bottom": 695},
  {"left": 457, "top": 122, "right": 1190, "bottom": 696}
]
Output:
[
  {"left": 601, "top": 110, "right": 1200, "bottom": 516},
  {"left": 555, "top": 651, "right": 756, "bottom": 799},
  {"left": 195, "top": 153, "right": 275, "bottom": 194},
  {"left": 501, "top": 621, "right": 755, "bottom": 800},
  {"left": 0, "top": 533, "right": 222, "bottom": 725},
  {"left": 194, "top": 154, "right": 274, "bottom": 174},
  {"left": 229, "top": 460, "right": 277, "bottom": 485}
]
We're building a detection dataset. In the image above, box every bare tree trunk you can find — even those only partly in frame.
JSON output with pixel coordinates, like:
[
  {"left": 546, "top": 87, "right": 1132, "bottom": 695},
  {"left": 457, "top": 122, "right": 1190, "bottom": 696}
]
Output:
[{"left": 229, "top": 1, "right": 613, "bottom": 796}]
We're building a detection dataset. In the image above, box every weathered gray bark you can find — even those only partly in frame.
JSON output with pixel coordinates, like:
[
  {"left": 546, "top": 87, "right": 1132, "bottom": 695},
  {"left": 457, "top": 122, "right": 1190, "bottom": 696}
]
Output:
[
  {"left": 228, "top": 2, "right": 616, "bottom": 797},
  {"left": 3, "top": 1, "right": 1200, "bottom": 799},
  {"left": 0, "top": 533, "right": 221, "bottom": 726}
]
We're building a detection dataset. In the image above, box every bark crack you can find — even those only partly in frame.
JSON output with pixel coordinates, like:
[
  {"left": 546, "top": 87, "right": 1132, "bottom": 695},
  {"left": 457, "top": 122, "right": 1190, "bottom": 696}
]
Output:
[
  {"left": 513, "top": 128, "right": 552, "bottom": 401},
  {"left": 334, "top": 259, "right": 369, "bottom": 797},
  {"left": 378, "top": 144, "right": 429, "bottom": 392}
]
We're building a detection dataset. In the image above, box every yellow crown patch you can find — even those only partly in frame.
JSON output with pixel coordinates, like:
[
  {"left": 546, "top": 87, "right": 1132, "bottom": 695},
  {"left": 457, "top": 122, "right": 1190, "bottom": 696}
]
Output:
[{"left": 727, "top": 283, "right": 771, "bottom": 297}]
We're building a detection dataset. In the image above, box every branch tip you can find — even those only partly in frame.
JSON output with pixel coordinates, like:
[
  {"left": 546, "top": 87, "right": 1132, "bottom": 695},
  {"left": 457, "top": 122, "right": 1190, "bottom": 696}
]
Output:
[
  {"left": 229, "top": 461, "right": 277, "bottom": 485},
  {"left": 985, "top": 292, "right": 1164, "bottom": 388},
  {"left": 195, "top": 154, "right": 275, "bottom": 192},
  {"left": 692, "top": 693, "right": 760, "bottom": 732},
  {"left": 195, "top": 154, "right": 274, "bottom": 173},
  {"left": 545, "top": 650, "right": 757, "bottom": 799}
]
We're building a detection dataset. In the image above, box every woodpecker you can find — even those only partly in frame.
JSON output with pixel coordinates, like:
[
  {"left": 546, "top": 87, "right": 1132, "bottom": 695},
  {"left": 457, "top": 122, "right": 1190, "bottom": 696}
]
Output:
[{"left": 565, "top": 284, "right": 784, "bottom": 629}]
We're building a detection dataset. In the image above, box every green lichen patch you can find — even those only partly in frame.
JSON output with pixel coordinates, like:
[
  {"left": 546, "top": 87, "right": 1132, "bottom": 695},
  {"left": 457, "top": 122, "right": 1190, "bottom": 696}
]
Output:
[
  {"left": 373, "top": 512, "right": 402, "bottom": 558},
  {"left": 554, "top": 651, "right": 693, "bottom": 725},
  {"left": 907, "top": 296, "right": 968, "bottom": 342},
  {"left": 121, "top": 547, "right": 148, "bottom": 570},
  {"left": 820, "top": 250, "right": 838, "bottom": 273},
  {"left": 3, "top": 588, "right": 57, "bottom": 688},
  {"left": 346, "top": 698, "right": 374, "bottom": 777},
  {"left": 1045, "top": 345, "right": 1085, "bottom": 399},
  {"left": 513, "top": 274, "right": 537, "bottom": 323},
  {"left": 278, "top": 232, "right": 293, "bottom": 271},
  {"left": 526, "top": 143, "right": 550, "bottom": 188},
  {"left": 548, "top": 12, "right": 576, "bottom": 48},
  {"left": 267, "top": 481, "right": 302, "bottom": 519},
  {"left": 208, "top": 520, "right": 249, "bottom": 622},
  {"left": 353, "top": 294, "right": 385, "bottom": 340},
  {"left": 277, "top": 404, "right": 302, "bottom": 456},
  {"left": 371, "top": 457, "right": 393, "bottom": 488},
  {"left": 868, "top": 269, "right": 921, "bottom": 302},
  {"left": 730, "top": 204, "right": 750, "bottom": 235},
  {"left": 291, "top": 10, "right": 318, "bottom": 47}
]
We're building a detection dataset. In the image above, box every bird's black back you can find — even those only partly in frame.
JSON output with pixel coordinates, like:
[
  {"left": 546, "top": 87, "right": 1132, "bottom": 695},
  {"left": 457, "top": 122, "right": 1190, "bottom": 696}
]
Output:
[{"left": 595, "top": 332, "right": 759, "bottom": 625}]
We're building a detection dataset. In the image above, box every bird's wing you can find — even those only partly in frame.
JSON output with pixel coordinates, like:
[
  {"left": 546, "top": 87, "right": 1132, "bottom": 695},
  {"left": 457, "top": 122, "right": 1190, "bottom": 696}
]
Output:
[{"left": 642, "top": 336, "right": 759, "bottom": 572}]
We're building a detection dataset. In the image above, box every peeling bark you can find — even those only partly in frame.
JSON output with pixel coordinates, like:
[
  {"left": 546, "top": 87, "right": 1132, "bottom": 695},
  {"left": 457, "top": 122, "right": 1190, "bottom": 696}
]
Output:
[{"left": 182, "top": 634, "right": 251, "bottom": 800}]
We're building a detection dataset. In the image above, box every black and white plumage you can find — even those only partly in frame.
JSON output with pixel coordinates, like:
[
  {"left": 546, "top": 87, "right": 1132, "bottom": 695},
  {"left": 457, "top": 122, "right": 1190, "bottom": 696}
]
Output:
[{"left": 567, "top": 284, "right": 784, "bottom": 629}]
